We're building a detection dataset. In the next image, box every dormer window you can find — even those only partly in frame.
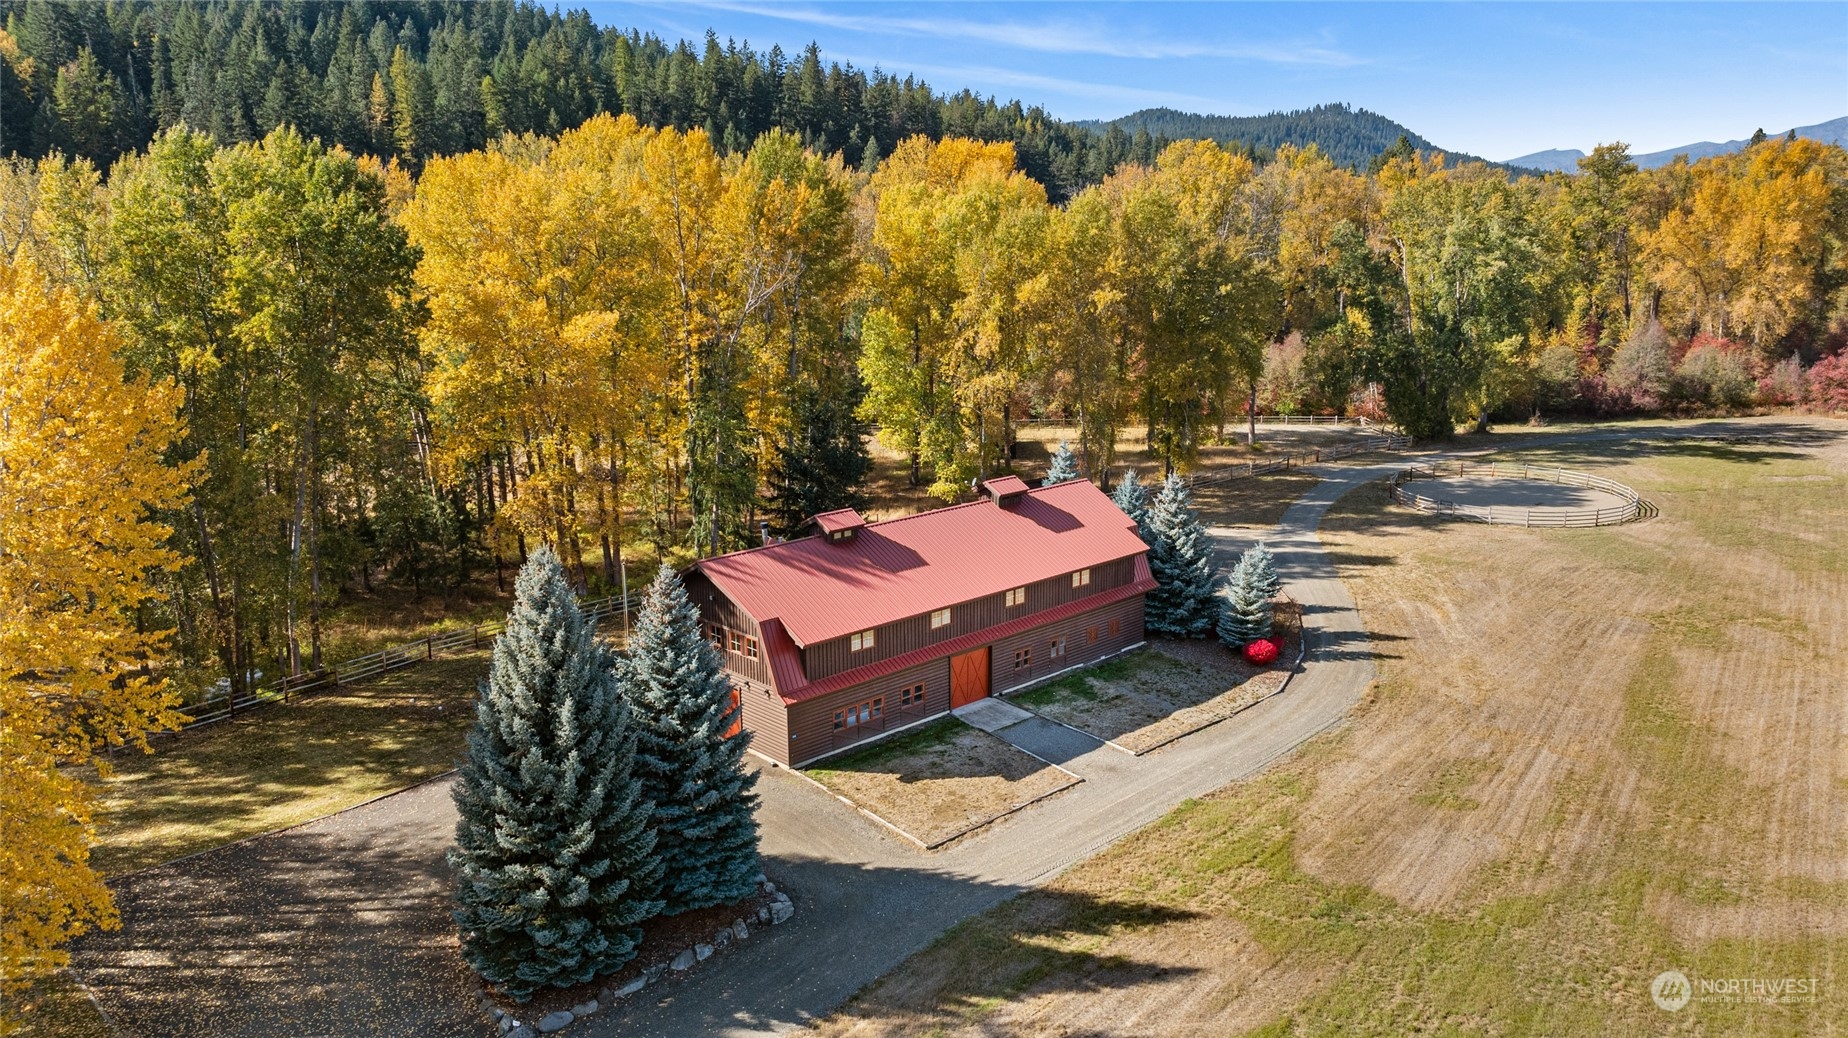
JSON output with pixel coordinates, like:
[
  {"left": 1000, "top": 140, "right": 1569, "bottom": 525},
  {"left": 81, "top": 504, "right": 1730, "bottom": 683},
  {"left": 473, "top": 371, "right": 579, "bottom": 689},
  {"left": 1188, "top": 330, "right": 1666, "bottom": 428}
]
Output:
[
  {"left": 930, "top": 608, "right": 951, "bottom": 629},
  {"left": 1005, "top": 587, "right": 1026, "bottom": 607},
  {"left": 850, "top": 629, "right": 876, "bottom": 651},
  {"left": 1072, "top": 568, "right": 1092, "bottom": 588},
  {"left": 811, "top": 509, "right": 867, "bottom": 543}
]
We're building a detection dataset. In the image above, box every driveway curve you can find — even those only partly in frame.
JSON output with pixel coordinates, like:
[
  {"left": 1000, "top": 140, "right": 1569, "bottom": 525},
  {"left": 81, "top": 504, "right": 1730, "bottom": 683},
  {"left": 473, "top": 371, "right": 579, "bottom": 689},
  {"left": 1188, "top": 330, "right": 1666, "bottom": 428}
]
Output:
[{"left": 76, "top": 417, "right": 1834, "bottom": 1038}]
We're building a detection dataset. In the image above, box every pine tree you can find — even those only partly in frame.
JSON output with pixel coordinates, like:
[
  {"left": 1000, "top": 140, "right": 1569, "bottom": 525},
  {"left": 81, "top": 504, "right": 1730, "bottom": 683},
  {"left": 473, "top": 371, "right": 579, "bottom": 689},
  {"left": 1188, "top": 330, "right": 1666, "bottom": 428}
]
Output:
[
  {"left": 1216, "top": 556, "right": 1274, "bottom": 648},
  {"left": 1111, "top": 469, "right": 1151, "bottom": 542},
  {"left": 1043, "top": 440, "right": 1080, "bottom": 485},
  {"left": 1242, "top": 541, "right": 1283, "bottom": 598},
  {"left": 764, "top": 385, "right": 872, "bottom": 538},
  {"left": 1146, "top": 474, "right": 1220, "bottom": 638},
  {"left": 449, "top": 547, "right": 664, "bottom": 1001},
  {"left": 624, "top": 564, "right": 762, "bottom": 914}
]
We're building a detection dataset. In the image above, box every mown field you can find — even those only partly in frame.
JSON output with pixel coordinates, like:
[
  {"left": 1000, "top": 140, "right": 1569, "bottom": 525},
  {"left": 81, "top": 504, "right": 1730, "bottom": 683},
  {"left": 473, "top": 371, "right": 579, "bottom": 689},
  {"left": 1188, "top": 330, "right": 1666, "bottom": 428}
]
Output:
[{"left": 803, "top": 423, "right": 1848, "bottom": 1036}]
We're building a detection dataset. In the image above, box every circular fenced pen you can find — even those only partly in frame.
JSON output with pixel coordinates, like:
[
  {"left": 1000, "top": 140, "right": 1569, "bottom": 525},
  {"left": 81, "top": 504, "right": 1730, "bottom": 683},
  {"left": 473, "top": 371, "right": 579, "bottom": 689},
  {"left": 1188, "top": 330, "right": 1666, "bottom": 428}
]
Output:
[{"left": 1387, "top": 460, "right": 1656, "bottom": 528}]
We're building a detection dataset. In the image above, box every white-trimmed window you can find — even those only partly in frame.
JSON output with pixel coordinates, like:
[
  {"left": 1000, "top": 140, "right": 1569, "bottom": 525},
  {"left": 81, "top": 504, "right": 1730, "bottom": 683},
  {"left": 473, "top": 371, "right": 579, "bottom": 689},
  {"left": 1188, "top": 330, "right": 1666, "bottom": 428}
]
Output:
[
  {"left": 743, "top": 636, "right": 759, "bottom": 660},
  {"left": 1050, "top": 637, "right": 1067, "bottom": 659},
  {"left": 729, "top": 630, "right": 744, "bottom": 653},
  {"left": 1005, "top": 587, "right": 1026, "bottom": 607},
  {"left": 1072, "top": 568, "right": 1092, "bottom": 588},
  {"left": 850, "top": 629, "right": 876, "bottom": 652},
  {"left": 930, "top": 608, "right": 951, "bottom": 629}
]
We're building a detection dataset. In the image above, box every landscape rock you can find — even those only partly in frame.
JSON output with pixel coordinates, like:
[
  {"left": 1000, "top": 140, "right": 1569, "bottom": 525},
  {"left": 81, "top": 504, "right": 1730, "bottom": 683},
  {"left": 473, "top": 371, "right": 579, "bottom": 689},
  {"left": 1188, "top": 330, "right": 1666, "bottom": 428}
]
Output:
[
  {"left": 712, "top": 927, "right": 732, "bottom": 950},
  {"left": 732, "top": 919, "right": 749, "bottom": 940},
  {"left": 770, "top": 900, "right": 794, "bottom": 924},
  {"left": 670, "top": 948, "right": 696, "bottom": 971},
  {"left": 762, "top": 881, "right": 777, "bottom": 895},
  {"left": 756, "top": 906, "right": 770, "bottom": 923},
  {"left": 644, "top": 962, "right": 668, "bottom": 983},
  {"left": 535, "top": 1010, "right": 574, "bottom": 1033},
  {"left": 614, "top": 976, "right": 646, "bottom": 998},
  {"left": 694, "top": 942, "right": 714, "bottom": 961},
  {"left": 507, "top": 1027, "right": 535, "bottom": 1038},
  {"left": 570, "top": 999, "right": 598, "bottom": 1017}
]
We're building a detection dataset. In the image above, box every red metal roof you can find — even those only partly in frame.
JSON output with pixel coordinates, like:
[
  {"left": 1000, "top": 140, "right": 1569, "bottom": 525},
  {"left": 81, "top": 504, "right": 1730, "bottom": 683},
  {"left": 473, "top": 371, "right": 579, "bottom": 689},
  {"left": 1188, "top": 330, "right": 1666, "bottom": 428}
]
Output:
[
  {"left": 809, "top": 509, "right": 867, "bottom": 534},
  {"left": 982, "top": 474, "right": 1030, "bottom": 497},
  {"left": 769, "top": 556, "right": 1156, "bottom": 704},
  {"left": 693, "top": 478, "right": 1147, "bottom": 647}
]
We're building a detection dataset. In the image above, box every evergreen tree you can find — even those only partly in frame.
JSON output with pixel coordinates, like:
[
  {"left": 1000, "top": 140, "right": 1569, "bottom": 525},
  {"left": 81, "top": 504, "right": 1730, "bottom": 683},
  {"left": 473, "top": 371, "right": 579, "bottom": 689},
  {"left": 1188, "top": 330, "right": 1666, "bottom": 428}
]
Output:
[
  {"left": 1145, "top": 474, "right": 1220, "bottom": 638},
  {"left": 1216, "top": 552, "right": 1274, "bottom": 648},
  {"left": 763, "top": 385, "right": 872, "bottom": 538},
  {"left": 1043, "top": 440, "right": 1080, "bottom": 485},
  {"left": 1111, "top": 469, "right": 1151, "bottom": 542},
  {"left": 449, "top": 547, "right": 664, "bottom": 1001},
  {"left": 624, "top": 564, "right": 761, "bottom": 914},
  {"left": 1242, "top": 541, "right": 1283, "bottom": 598}
]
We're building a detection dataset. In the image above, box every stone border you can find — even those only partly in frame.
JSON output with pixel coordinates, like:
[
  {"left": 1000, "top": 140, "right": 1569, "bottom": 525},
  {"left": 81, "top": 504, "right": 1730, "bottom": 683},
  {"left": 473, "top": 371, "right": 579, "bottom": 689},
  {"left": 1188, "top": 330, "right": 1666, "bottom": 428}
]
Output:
[
  {"left": 789, "top": 728, "right": 1083, "bottom": 851},
  {"left": 474, "top": 877, "right": 796, "bottom": 1037}
]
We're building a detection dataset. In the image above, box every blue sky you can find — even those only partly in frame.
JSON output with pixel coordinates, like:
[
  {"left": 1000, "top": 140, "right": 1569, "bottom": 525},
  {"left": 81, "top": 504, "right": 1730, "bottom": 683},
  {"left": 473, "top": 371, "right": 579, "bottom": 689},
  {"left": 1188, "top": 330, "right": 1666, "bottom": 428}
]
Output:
[{"left": 580, "top": 2, "right": 1847, "bottom": 161}]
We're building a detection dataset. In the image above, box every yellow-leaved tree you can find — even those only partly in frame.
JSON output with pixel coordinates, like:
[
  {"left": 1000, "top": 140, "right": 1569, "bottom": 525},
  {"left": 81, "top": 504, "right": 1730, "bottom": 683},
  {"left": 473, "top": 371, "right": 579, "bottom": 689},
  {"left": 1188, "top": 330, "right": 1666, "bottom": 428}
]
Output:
[{"left": 0, "top": 258, "right": 189, "bottom": 1010}]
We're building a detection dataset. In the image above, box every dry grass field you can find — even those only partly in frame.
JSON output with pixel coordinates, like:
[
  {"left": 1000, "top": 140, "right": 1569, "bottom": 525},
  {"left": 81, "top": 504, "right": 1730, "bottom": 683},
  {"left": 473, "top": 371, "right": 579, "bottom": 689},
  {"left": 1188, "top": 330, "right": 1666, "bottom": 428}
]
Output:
[
  {"left": 803, "top": 426, "right": 1848, "bottom": 1036},
  {"left": 86, "top": 650, "right": 489, "bottom": 877},
  {"left": 806, "top": 719, "right": 1078, "bottom": 847},
  {"left": 1013, "top": 634, "right": 1296, "bottom": 754}
]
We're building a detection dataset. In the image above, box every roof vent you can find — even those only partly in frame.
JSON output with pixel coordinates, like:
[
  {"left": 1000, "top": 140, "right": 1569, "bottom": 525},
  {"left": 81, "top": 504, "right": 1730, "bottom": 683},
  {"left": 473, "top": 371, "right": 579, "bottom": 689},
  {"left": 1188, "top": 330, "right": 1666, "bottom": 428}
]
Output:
[
  {"left": 808, "top": 509, "right": 867, "bottom": 543},
  {"left": 982, "top": 475, "right": 1030, "bottom": 507}
]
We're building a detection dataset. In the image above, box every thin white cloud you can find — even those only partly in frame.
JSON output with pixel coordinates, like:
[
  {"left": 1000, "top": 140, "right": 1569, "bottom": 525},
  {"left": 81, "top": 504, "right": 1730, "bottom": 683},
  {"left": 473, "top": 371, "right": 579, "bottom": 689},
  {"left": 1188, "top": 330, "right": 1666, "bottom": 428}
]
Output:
[
  {"left": 663, "top": 1, "right": 1364, "bottom": 67},
  {"left": 834, "top": 53, "right": 1229, "bottom": 113}
]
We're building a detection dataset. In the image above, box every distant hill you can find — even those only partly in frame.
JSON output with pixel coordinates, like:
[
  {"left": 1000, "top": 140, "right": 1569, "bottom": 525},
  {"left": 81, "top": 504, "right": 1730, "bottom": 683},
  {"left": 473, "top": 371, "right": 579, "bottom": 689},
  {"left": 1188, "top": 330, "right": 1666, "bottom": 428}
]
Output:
[
  {"left": 1504, "top": 116, "right": 1848, "bottom": 171},
  {"left": 1074, "top": 103, "right": 1519, "bottom": 171}
]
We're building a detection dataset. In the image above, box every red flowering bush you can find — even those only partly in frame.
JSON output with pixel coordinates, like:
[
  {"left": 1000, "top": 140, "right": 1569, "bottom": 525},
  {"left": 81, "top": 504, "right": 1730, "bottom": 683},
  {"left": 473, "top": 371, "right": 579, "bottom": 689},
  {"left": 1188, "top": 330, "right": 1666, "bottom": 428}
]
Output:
[{"left": 1243, "top": 638, "right": 1281, "bottom": 665}]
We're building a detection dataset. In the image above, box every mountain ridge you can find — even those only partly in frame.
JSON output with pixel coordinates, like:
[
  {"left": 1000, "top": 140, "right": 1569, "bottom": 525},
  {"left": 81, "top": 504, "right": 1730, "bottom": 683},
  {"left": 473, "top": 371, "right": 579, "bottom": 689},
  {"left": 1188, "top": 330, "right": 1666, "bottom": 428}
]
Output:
[
  {"left": 1075, "top": 103, "right": 1525, "bottom": 171},
  {"left": 1503, "top": 116, "right": 1848, "bottom": 171}
]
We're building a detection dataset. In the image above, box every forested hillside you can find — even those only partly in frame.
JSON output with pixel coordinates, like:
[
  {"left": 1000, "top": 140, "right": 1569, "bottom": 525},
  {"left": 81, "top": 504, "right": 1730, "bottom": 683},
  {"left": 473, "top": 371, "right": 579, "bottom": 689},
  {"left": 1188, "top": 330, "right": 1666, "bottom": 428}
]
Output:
[
  {"left": 0, "top": 0, "right": 1170, "bottom": 198},
  {"left": 1079, "top": 103, "right": 1514, "bottom": 170}
]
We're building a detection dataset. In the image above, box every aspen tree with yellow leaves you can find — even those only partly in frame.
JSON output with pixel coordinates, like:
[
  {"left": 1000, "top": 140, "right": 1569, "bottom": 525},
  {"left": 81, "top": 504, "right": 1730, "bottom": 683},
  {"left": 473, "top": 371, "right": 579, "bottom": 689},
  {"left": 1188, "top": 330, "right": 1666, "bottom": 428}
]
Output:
[{"left": 0, "top": 258, "right": 189, "bottom": 1007}]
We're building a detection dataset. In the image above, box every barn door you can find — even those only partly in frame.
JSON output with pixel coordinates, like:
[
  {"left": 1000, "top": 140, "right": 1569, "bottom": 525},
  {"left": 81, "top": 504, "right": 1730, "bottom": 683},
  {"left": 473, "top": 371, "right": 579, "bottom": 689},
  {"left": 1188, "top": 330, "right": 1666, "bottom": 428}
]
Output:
[{"left": 950, "top": 647, "right": 991, "bottom": 708}]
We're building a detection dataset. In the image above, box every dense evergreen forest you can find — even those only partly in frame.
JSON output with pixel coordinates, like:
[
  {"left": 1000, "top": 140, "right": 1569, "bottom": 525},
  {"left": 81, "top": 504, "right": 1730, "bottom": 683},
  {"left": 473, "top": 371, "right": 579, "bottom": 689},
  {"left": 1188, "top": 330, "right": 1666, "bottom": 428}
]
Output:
[
  {"left": 1081, "top": 104, "right": 1522, "bottom": 171},
  {"left": 0, "top": 0, "right": 1176, "bottom": 198}
]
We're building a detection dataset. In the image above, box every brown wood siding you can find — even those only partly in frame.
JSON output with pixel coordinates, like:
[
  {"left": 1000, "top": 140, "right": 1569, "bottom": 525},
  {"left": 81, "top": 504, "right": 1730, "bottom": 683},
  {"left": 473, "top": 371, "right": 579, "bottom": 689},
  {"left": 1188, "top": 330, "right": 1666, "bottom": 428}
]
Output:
[
  {"left": 685, "top": 570, "right": 772, "bottom": 686},
  {"left": 735, "top": 673, "right": 790, "bottom": 765},
  {"left": 786, "top": 656, "right": 953, "bottom": 767},
  {"left": 800, "top": 553, "right": 1140, "bottom": 681},
  {"left": 990, "top": 595, "right": 1146, "bottom": 695}
]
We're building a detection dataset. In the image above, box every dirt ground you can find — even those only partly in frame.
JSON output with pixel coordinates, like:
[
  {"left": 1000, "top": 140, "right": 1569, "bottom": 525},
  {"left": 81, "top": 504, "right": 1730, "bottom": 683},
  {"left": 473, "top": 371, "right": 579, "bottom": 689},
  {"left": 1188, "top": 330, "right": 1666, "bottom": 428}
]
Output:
[
  {"left": 806, "top": 719, "right": 1078, "bottom": 847},
  {"left": 863, "top": 423, "right": 1360, "bottom": 519},
  {"left": 801, "top": 424, "right": 1848, "bottom": 1037},
  {"left": 1014, "top": 619, "right": 1297, "bottom": 754}
]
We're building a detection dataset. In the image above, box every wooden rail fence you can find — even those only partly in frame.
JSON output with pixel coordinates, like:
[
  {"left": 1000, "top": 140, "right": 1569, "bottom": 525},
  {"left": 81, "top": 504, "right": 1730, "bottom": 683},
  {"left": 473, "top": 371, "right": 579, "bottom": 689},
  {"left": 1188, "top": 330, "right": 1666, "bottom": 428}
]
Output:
[
  {"left": 1186, "top": 434, "right": 1414, "bottom": 488},
  {"left": 157, "top": 590, "right": 642, "bottom": 739},
  {"left": 1387, "top": 461, "right": 1656, "bottom": 527}
]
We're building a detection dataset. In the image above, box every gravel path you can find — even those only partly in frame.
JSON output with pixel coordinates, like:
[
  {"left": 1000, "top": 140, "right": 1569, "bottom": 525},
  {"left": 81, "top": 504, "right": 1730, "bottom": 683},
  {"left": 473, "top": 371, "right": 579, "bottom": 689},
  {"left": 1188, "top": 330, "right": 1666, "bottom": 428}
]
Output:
[{"left": 84, "top": 418, "right": 1829, "bottom": 1038}]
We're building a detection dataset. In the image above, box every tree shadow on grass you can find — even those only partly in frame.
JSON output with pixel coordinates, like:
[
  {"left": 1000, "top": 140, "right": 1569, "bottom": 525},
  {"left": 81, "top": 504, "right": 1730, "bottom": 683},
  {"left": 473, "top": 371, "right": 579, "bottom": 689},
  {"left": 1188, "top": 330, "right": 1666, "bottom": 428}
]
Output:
[{"left": 88, "top": 652, "right": 490, "bottom": 877}]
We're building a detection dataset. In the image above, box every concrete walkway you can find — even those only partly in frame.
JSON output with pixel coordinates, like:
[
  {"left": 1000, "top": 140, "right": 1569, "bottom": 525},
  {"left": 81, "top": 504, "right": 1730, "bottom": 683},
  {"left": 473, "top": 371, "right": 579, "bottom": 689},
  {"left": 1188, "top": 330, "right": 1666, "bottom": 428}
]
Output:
[{"left": 95, "top": 418, "right": 1836, "bottom": 1037}]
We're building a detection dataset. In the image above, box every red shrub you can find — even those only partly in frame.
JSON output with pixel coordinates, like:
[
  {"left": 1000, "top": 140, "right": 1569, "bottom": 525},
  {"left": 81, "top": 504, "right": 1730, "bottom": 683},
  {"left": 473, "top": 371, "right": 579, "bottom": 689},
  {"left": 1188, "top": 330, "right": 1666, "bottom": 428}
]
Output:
[
  {"left": 1243, "top": 638, "right": 1281, "bottom": 665},
  {"left": 1810, "top": 352, "right": 1848, "bottom": 412}
]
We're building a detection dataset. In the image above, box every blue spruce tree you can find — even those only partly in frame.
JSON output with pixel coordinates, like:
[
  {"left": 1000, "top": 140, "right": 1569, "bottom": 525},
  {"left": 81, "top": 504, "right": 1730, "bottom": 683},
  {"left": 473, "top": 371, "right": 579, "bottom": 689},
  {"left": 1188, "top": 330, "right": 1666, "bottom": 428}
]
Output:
[
  {"left": 449, "top": 547, "right": 664, "bottom": 1001},
  {"left": 624, "top": 564, "right": 761, "bottom": 914},
  {"left": 1043, "top": 441, "right": 1081, "bottom": 485},
  {"left": 1242, "top": 541, "right": 1283, "bottom": 598},
  {"left": 1111, "top": 469, "right": 1152, "bottom": 544},
  {"left": 1146, "top": 474, "right": 1221, "bottom": 638},
  {"left": 1217, "top": 551, "right": 1275, "bottom": 648}
]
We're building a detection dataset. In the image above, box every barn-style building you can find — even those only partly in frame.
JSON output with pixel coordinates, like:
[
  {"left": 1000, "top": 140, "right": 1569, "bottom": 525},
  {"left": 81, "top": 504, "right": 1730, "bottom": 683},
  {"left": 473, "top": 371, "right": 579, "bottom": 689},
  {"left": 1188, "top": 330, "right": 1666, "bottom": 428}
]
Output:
[{"left": 686, "top": 475, "right": 1155, "bottom": 766}]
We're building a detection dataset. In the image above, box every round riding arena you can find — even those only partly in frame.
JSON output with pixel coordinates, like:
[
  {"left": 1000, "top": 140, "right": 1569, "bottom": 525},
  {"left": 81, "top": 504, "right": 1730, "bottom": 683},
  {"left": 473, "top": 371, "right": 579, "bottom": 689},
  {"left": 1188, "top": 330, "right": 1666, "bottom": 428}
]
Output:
[{"left": 1388, "top": 460, "right": 1654, "bottom": 527}]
